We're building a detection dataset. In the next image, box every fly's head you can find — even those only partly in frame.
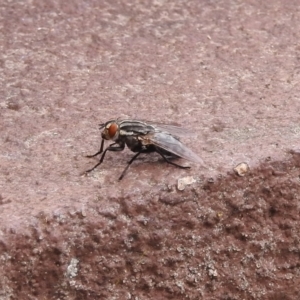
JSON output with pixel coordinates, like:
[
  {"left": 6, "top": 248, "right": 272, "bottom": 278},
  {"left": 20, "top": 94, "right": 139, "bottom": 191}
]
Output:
[{"left": 100, "top": 120, "right": 120, "bottom": 141}]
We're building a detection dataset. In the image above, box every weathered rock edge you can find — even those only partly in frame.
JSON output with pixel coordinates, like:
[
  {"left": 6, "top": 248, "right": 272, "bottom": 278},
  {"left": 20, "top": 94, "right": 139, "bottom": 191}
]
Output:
[{"left": 0, "top": 151, "right": 300, "bottom": 300}]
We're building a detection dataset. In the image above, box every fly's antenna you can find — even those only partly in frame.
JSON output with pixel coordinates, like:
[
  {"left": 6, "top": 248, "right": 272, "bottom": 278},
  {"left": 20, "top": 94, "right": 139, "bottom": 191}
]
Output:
[{"left": 99, "top": 123, "right": 106, "bottom": 129}]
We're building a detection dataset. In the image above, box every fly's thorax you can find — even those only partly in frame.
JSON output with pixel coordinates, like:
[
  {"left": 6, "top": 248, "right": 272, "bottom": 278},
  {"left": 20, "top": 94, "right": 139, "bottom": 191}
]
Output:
[
  {"left": 101, "top": 121, "right": 120, "bottom": 141},
  {"left": 119, "top": 120, "right": 155, "bottom": 135}
]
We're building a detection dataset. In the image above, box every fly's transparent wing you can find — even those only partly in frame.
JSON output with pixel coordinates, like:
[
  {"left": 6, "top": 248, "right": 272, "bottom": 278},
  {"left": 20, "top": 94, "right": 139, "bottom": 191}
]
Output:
[
  {"left": 145, "top": 121, "right": 195, "bottom": 137},
  {"left": 143, "top": 132, "right": 204, "bottom": 165}
]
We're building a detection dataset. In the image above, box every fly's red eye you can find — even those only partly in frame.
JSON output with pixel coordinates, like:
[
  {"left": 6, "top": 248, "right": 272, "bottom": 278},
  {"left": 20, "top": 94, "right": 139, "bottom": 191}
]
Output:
[{"left": 108, "top": 122, "right": 118, "bottom": 138}]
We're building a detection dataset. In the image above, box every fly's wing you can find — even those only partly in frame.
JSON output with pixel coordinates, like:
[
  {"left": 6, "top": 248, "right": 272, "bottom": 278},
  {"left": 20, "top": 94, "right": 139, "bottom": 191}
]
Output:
[
  {"left": 144, "top": 121, "right": 195, "bottom": 137},
  {"left": 143, "top": 132, "right": 205, "bottom": 165}
]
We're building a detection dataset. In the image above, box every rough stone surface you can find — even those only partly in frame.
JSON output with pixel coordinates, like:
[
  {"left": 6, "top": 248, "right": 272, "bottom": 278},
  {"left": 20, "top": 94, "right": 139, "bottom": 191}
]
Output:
[{"left": 1, "top": 0, "right": 300, "bottom": 299}]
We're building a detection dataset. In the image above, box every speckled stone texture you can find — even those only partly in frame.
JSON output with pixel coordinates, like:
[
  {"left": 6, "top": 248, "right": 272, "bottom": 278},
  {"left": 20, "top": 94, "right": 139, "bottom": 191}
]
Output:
[{"left": 1, "top": 0, "right": 300, "bottom": 299}]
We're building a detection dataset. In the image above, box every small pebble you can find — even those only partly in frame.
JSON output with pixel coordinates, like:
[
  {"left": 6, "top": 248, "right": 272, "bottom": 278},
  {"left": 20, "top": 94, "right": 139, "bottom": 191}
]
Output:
[
  {"left": 234, "top": 162, "right": 249, "bottom": 176},
  {"left": 177, "top": 176, "right": 196, "bottom": 191}
]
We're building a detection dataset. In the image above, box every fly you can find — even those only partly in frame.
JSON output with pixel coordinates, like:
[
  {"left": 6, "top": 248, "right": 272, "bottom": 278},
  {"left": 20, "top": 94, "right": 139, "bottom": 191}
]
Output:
[{"left": 85, "top": 119, "right": 204, "bottom": 180}]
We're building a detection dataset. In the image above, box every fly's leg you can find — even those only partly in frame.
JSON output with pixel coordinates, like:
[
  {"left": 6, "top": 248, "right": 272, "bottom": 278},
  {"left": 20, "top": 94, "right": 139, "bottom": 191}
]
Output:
[
  {"left": 119, "top": 146, "right": 155, "bottom": 180},
  {"left": 86, "top": 142, "right": 124, "bottom": 173},
  {"left": 86, "top": 139, "right": 105, "bottom": 158},
  {"left": 118, "top": 152, "right": 141, "bottom": 180},
  {"left": 155, "top": 148, "right": 190, "bottom": 169},
  {"left": 119, "top": 147, "right": 190, "bottom": 180}
]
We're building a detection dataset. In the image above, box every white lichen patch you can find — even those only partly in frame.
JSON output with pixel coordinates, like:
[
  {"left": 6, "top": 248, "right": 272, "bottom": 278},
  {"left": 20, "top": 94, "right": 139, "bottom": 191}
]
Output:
[
  {"left": 177, "top": 176, "right": 196, "bottom": 191},
  {"left": 66, "top": 258, "right": 79, "bottom": 278}
]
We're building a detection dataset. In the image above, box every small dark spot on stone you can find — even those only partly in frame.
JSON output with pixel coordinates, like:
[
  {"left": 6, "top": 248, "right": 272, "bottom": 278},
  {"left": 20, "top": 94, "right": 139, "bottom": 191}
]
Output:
[
  {"left": 272, "top": 170, "right": 286, "bottom": 176},
  {"left": 269, "top": 206, "right": 277, "bottom": 217},
  {"left": 261, "top": 187, "right": 271, "bottom": 196},
  {"left": 211, "top": 120, "right": 225, "bottom": 132},
  {"left": 7, "top": 101, "right": 21, "bottom": 111}
]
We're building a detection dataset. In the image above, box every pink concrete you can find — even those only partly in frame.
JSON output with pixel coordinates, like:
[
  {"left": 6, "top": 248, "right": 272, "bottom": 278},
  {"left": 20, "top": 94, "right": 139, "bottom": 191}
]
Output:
[{"left": 0, "top": 0, "right": 300, "bottom": 298}]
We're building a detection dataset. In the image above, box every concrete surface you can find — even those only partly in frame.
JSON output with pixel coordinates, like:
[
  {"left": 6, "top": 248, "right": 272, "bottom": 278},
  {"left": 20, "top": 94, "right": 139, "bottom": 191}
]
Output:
[{"left": 0, "top": 0, "right": 300, "bottom": 299}]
